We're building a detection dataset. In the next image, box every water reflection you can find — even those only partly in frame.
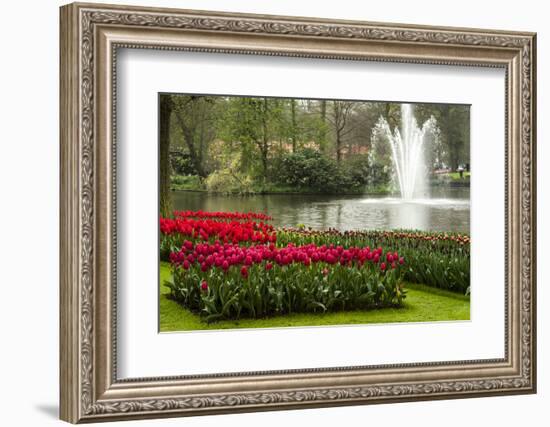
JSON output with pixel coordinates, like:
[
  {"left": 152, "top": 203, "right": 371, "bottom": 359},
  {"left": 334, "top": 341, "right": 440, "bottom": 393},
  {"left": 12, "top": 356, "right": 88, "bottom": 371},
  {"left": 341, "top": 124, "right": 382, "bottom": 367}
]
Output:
[{"left": 172, "top": 187, "right": 470, "bottom": 233}]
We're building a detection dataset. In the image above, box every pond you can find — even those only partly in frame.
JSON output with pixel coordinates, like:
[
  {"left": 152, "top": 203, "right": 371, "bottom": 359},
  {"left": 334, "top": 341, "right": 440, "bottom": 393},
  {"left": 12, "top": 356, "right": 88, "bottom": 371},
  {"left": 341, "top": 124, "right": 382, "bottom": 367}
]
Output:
[{"left": 172, "top": 187, "right": 470, "bottom": 233}]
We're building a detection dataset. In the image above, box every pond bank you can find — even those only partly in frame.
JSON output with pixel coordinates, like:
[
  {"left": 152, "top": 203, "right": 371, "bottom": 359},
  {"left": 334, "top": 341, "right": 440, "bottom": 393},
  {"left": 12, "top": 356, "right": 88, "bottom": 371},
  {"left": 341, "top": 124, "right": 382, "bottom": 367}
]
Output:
[{"left": 171, "top": 188, "right": 391, "bottom": 196}]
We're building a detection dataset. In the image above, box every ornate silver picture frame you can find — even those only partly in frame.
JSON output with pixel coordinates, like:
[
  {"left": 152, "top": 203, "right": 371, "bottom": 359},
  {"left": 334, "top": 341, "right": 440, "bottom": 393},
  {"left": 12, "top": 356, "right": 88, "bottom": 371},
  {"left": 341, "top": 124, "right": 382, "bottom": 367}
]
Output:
[{"left": 60, "top": 2, "right": 536, "bottom": 423}]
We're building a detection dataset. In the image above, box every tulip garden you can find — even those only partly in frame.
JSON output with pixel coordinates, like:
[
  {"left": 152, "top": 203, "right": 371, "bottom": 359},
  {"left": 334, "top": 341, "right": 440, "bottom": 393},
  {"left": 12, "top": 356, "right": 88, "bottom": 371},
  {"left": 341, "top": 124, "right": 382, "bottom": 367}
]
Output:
[{"left": 160, "top": 210, "right": 470, "bottom": 329}]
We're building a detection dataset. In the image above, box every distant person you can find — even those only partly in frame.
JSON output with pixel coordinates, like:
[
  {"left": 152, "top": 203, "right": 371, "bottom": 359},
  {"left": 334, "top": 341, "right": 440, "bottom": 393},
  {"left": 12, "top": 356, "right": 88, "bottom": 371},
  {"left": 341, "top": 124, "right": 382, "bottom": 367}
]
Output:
[{"left": 457, "top": 165, "right": 464, "bottom": 179}]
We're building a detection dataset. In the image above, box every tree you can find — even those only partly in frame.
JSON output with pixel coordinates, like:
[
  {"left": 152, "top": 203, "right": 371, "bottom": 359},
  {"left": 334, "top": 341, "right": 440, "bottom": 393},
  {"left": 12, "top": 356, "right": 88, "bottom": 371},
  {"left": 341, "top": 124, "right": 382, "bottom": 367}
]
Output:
[
  {"left": 159, "top": 95, "right": 173, "bottom": 218},
  {"left": 172, "top": 95, "right": 218, "bottom": 178},
  {"left": 220, "top": 97, "right": 282, "bottom": 181},
  {"left": 327, "top": 101, "right": 358, "bottom": 163},
  {"left": 384, "top": 102, "right": 401, "bottom": 130},
  {"left": 415, "top": 104, "right": 470, "bottom": 170},
  {"left": 342, "top": 102, "right": 385, "bottom": 156},
  {"left": 277, "top": 99, "right": 327, "bottom": 154}
]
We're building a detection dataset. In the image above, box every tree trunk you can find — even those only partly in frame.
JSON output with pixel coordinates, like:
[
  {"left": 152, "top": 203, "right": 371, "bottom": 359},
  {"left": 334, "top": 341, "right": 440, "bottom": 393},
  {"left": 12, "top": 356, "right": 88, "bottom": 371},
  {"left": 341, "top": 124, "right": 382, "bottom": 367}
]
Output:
[
  {"left": 182, "top": 126, "right": 206, "bottom": 178},
  {"left": 290, "top": 99, "right": 297, "bottom": 153},
  {"left": 332, "top": 101, "right": 345, "bottom": 163},
  {"left": 261, "top": 98, "right": 269, "bottom": 181},
  {"left": 159, "top": 95, "right": 173, "bottom": 218},
  {"left": 335, "top": 130, "right": 342, "bottom": 163},
  {"left": 319, "top": 100, "right": 327, "bottom": 152}
]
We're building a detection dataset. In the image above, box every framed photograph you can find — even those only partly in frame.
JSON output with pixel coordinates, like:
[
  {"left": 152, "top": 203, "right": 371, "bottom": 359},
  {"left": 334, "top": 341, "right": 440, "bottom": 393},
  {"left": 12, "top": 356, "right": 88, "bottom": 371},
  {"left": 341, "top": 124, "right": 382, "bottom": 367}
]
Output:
[{"left": 60, "top": 2, "right": 537, "bottom": 423}]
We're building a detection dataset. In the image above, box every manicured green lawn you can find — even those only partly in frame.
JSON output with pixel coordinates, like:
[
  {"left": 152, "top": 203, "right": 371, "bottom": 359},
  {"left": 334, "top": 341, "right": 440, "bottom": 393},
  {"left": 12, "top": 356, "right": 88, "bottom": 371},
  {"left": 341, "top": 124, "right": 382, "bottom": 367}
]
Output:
[
  {"left": 447, "top": 171, "right": 471, "bottom": 180},
  {"left": 159, "top": 262, "right": 470, "bottom": 332}
]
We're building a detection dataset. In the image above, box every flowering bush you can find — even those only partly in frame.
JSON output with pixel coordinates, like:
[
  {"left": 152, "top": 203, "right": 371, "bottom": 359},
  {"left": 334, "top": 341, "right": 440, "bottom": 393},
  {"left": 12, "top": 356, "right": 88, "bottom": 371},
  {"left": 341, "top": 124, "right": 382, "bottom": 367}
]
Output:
[{"left": 166, "top": 241, "right": 406, "bottom": 321}]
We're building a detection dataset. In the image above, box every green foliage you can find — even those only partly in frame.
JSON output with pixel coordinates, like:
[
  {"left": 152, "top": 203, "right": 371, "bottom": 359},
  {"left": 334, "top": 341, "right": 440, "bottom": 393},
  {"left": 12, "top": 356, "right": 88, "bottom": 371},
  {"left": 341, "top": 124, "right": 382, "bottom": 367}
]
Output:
[
  {"left": 202, "top": 150, "right": 256, "bottom": 194},
  {"left": 341, "top": 155, "right": 375, "bottom": 190},
  {"left": 171, "top": 95, "right": 220, "bottom": 177},
  {"left": 415, "top": 104, "right": 470, "bottom": 170},
  {"left": 365, "top": 158, "right": 392, "bottom": 190},
  {"left": 170, "top": 174, "right": 203, "bottom": 191},
  {"left": 205, "top": 170, "right": 255, "bottom": 195},
  {"left": 273, "top": 149, "right": 344, "bottom": 192},
  {"left": 170, "top": 153, "right": 198, "bottom": 176},
  {"left": 159, "top": 263, "right": 470, "bottom": 331},
  {"left": 272, "top": 150, "right": 392, "bottom": 194},
  {"left": 167, "top": 261, "right": 406, "bottom": 322},
  {"left": 218, "top": 97, "right": 285, "bottom": 179}
]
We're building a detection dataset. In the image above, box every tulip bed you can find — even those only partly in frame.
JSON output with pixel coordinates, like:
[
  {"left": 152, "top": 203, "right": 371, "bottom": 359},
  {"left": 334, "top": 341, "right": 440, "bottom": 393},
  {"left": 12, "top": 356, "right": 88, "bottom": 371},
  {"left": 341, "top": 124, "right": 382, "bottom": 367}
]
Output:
[
  {"left": 166, "top": 241, "right": 406, "bottom": 322},
  {"left": 277, "top": 228, "right": 470, "bottom": 294},
  {"left": 160, "top": 216, "right": 277, "bottom": 261},
  {"left": 173, "top": 210, "right": 273, "bottom": 221},
  {"left": 160, "top": 210, "right": 470, "bottom": 322}
]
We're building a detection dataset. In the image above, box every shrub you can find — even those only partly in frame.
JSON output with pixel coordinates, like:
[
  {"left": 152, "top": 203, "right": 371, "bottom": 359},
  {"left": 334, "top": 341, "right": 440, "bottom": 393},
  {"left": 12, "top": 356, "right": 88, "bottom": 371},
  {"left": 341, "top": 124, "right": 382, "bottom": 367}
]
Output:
[
  {"left": 340, "top": 155, "right": 370, "bottom": 190},
  {"left": 205, "top": 169, "right": 255, "bottom": 194},
  {"left": 273, "top": 150, "right": 392, "bottom": 194},
  {"left": 170, "top": 174, "right": 203, "bottom": 190},
  {"left": 274, "top": 149, "right": 343, "bottom": 193},
  {"left": 170, "top": 153, "right": 199, "bottom": 175}
]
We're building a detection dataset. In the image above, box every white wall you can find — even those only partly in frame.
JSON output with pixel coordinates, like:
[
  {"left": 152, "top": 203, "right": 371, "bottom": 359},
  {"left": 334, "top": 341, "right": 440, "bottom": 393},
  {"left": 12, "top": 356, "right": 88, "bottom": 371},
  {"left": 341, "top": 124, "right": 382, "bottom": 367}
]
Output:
[{"left": 0, "top": 1, "right": 546, "bottom": 426}]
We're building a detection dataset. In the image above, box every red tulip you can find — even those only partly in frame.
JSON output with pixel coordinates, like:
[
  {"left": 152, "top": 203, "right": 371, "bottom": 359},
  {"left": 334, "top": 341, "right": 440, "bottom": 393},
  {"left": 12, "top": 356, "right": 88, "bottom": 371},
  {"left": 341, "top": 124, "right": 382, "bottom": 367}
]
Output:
[
  {"left": 200, "top": 280, "right": 208, "bottom": 291},
  {"left": 380, "top": 262, "right": 387, "bottom": 271},
  {"left": 241, "top": 266, "right": 248, "bottom": 278}
]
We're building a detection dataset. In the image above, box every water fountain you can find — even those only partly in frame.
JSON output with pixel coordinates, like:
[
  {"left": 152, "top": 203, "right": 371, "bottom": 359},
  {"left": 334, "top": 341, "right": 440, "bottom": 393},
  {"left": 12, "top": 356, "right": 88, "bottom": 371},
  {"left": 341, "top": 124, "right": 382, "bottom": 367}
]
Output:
[
  {"left": 373, "top": 103, "right": 437, "bottom": 199},
  {"left": 357, "top": 103, "right": 470, "bottom": 231}
]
